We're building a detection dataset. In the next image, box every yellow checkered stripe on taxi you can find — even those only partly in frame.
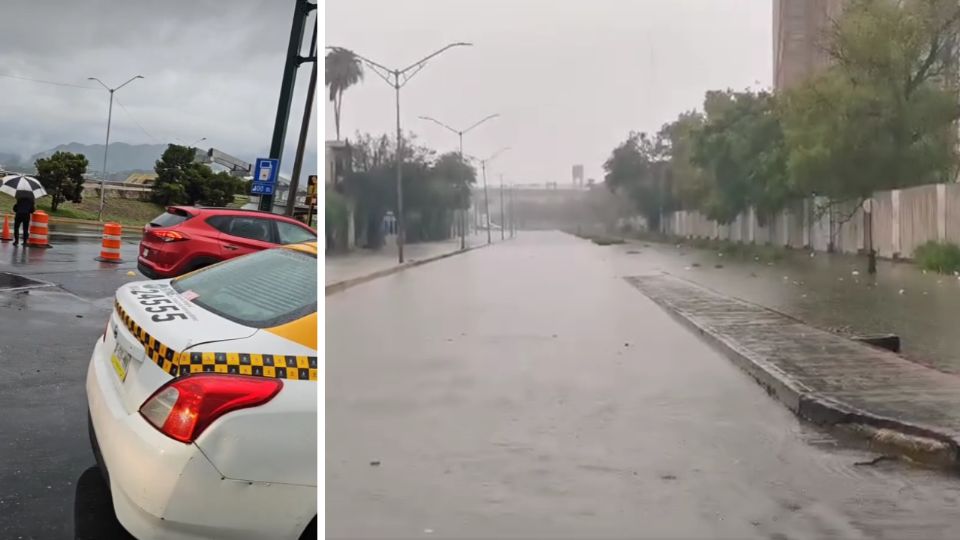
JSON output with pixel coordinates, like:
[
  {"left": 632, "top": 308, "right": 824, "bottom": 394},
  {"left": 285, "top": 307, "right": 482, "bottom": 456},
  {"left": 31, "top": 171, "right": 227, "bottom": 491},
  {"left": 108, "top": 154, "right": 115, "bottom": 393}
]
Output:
[{"left": 114, "top": 301, "right": 318, "bottom": 381}]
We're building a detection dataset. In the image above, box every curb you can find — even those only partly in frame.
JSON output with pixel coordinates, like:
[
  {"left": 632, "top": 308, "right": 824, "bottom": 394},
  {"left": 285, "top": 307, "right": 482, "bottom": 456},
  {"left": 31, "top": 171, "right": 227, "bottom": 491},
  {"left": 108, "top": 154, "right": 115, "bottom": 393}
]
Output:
[
  {"left": 325, "top": 241, "right": 497, "bottom": 296},
  {"left": 634, "top": 276, "right": 960, "bottom": 468},
  {"left": 47, "top": 216, "right": 105, "bottom": 225}
]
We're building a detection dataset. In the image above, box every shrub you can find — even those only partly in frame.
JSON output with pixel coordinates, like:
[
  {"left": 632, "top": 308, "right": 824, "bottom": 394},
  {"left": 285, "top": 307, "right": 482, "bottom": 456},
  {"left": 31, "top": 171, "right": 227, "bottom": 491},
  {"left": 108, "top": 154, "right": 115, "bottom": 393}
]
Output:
[{"left": 914, "top": 241, "right": 960, "bottom": 274}]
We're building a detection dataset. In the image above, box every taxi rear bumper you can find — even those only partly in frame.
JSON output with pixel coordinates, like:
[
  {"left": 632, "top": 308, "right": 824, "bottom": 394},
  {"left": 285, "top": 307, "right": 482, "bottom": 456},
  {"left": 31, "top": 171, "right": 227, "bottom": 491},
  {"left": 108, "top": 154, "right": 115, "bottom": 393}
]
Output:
[{"left": 86, "top": 336, "right": 314, "bottom": 540}]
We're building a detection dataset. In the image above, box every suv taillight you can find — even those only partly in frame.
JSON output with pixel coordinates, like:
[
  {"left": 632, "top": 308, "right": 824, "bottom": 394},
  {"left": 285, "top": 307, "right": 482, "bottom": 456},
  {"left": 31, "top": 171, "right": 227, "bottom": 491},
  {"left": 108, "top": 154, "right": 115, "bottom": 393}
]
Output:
[
  {"left": 140, "top": 374, "right": 283, "bottom": 443},
  {"left": 152, "top": 230, "right": 190, "bottom": 242}
]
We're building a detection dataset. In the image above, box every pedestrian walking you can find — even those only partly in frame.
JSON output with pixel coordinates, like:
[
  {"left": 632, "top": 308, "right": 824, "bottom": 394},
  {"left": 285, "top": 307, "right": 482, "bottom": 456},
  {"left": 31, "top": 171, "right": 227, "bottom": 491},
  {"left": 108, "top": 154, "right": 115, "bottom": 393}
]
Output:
[{"left": 12, "top": 197, "right": 34, "bottom": 246}]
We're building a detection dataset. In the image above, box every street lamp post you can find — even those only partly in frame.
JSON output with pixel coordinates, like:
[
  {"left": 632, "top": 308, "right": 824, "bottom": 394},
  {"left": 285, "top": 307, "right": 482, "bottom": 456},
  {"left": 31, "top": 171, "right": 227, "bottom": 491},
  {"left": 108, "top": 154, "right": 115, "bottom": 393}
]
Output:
[
  {"left": 510, "top": 185, "right": 516, "bottom": 238},
  {"left": 89, "top": 74, "right": 144, "bottom": 221},
  {"left": 328, "top": 43, "right": 472, "bottom": 264},
  {"left": 499, "top": 174, "right": 505, "bottom": 241},
  {"left": 418, "top": 113, "right": 499, "bottom": 250},
  {"left": 470, "top": 147, "right": 510, "bottom": 245}
]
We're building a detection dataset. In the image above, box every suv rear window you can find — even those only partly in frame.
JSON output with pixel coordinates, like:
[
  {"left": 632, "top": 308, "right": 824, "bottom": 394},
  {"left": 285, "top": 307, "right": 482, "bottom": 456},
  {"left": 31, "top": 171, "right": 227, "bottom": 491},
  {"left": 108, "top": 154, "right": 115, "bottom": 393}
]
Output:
[
  {"left": 171, "top": 248, "right": 316, "bottom": 328},
  {"left": 149, "top": 209, "right": 191, "bottom": 228}
]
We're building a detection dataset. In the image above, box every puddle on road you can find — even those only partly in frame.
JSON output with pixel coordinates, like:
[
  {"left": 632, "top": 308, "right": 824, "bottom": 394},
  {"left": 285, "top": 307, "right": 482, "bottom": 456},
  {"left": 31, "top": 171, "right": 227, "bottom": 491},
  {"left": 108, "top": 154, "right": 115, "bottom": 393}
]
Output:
[
  {"left": 612, "top": 241, "right": 960, "bottom": 374},
  {"left": 0, "top": 272, "right": 50, "bottom": 290}
]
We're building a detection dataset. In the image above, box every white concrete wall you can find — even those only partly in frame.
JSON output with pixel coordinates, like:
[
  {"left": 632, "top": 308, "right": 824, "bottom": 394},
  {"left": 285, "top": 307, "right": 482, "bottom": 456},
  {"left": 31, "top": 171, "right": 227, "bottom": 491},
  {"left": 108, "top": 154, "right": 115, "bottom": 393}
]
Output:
[{"left": 655, "top": 183, "right": 953, "bottom": 260}]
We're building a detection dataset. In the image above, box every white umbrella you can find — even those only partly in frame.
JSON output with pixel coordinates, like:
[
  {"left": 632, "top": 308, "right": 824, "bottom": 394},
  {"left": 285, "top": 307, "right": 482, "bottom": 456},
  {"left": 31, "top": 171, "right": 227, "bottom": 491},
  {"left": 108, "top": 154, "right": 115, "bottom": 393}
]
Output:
[{"left": 0, "top": 175, "right": 47, "bottom": 199}]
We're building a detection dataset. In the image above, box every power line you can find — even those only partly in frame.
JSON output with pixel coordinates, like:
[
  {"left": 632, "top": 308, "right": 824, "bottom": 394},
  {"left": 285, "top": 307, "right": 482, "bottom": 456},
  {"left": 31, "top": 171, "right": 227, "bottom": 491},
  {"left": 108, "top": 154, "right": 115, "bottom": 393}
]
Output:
[
  {"left": 0, "top": 72, "right": 95, "bottom": 90},
  {"left": 113, "top": 96, "right": 163, "bottom": 144}
]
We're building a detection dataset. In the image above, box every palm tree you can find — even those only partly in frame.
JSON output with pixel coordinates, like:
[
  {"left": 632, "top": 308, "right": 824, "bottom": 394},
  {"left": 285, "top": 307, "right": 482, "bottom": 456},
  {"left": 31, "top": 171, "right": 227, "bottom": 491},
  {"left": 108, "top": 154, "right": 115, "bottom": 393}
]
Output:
[{"left": 325, "top": 48, "right": 364, "bottom": 140}]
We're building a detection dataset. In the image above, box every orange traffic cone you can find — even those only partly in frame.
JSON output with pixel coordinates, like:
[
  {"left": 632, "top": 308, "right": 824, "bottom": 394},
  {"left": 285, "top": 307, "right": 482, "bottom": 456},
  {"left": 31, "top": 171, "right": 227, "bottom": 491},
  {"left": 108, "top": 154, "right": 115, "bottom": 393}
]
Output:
[
  {"left": 95, "top": 222, "right": 123, "bottom": 263},
  {"left": 0, "top": 215, "right": 10, "bottom": 242},
  {"left": 27, "top": 210, "right": 51, "bottom": 248}
]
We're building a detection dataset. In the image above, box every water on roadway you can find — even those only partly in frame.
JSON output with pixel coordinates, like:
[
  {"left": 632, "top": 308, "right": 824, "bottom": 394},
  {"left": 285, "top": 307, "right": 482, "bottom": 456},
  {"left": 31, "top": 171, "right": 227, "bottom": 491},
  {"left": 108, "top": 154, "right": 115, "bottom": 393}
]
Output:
[
  {"left": 600, "top": 240, "right": 960, "bottom": 374},
  {"left": 326, "top": 231, "right": 960, "bottom": 539}
]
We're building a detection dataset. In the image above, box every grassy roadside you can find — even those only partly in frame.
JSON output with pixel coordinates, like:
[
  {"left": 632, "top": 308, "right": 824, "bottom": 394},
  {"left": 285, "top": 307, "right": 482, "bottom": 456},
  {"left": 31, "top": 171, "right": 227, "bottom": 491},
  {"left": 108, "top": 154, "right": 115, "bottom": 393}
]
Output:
[
  {"left": 0, "top": 192, "right": 165, "bottom": 227},
  {"left": 572, "top": 227, "right": 789, "bottom": 262}
]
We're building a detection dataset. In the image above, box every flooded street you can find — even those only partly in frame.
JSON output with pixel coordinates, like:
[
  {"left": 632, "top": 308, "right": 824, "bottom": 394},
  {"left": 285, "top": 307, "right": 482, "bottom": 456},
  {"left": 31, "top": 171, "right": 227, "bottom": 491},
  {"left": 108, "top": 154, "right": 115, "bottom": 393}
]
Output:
[
  {"left": 326, "top": 232, "right": 960, "bottom": 540},
  {"left": 601, "top": 240, "right": 960, "bottom": 374}
]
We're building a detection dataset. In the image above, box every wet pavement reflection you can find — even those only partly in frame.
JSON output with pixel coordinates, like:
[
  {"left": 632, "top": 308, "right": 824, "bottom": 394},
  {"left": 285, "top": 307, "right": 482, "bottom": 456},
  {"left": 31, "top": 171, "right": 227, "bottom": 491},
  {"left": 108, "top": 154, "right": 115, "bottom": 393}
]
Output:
[
  {"left": 0, "top": 235, "right": 138, "bottom": 539},
  {"left": 604, "top": 241, "right": 960, "bottom": 373},
  {"left": 327, "top": 232, "right": 960, "bottom": 539}
]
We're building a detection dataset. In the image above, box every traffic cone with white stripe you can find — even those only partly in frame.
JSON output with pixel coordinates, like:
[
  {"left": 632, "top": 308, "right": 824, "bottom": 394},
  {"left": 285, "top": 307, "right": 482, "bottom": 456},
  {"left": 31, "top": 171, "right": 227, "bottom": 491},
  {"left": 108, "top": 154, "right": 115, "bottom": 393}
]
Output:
[
  {"left": 96, "top": 222, "right": 123, "bottom": 263},
  {"left": 27, "top": 211, "right": 51, "bottom": 248}
]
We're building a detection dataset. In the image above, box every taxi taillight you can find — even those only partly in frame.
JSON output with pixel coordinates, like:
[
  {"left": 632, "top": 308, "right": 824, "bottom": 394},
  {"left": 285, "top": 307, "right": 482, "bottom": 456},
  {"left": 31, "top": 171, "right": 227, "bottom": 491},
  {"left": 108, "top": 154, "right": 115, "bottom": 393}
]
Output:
[{"left": 139, "top": 374, "right": 282, "bottom": 443}]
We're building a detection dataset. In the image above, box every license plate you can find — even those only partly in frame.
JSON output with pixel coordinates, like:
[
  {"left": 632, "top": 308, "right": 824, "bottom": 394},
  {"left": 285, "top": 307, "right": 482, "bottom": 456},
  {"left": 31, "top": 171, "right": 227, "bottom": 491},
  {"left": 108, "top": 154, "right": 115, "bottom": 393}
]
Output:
[
  {"left": 142, "top": 248, "right": 150, "bottom": 258},
  {"left": 110, "top": 344, "right": 133, "bottom": 382}
]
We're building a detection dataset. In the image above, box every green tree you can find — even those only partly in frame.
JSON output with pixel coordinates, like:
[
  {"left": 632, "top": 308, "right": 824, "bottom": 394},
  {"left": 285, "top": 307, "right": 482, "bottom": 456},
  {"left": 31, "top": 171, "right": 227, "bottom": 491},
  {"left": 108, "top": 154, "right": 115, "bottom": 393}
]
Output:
[
  {"left": 326, "top": 48, "right": 365, "bottom": 140},
  {"left": 657, "top": 111, "right": 707, "bottom": 210},
  {"left": 430, "top": 152, "right": 476, "bottom": 212},
  {"left": 200, "top": 170, "right": 245, "bottom": 207},
  {"left": 603, "top": 132, "right": 670, "bottom": 230},
  {"left": 782, "top": 0, "right": 960, "bottom": 203},
  {"left": 345, "top": 132, "right": 435, "bottom": 247},
  {"left": 691, "top": 90, "right": 790, "bottom": 224},
  {"left": 34, "top": 151, "right": 88, "bottom": 211},
  {"left": 152, "top": 144, "right": 198, "bottom": 206},
  {"left": 152, "top": 144, "right": 243, "bottom": 207}
]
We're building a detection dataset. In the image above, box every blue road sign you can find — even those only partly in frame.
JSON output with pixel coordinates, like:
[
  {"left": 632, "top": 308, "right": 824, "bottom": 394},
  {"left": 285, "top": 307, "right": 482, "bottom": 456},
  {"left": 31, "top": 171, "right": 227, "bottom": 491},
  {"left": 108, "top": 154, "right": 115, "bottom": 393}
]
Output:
[
  {"left": 251, "top": 157, "right": 280, "bottom": 197},
  {"left": 254, "top": 158, "right": 279, "bottom": 185},
  {"left": 250, "top": 182, "right": 275, "bottom": 196}
]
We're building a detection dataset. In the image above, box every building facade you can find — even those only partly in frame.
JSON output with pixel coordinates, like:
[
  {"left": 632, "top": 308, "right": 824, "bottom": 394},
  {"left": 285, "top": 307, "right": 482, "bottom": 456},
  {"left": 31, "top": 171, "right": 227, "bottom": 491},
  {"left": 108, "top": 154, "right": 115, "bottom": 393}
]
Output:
[{"left": 773, "top": 0, "right": 844, "bottom": 90}]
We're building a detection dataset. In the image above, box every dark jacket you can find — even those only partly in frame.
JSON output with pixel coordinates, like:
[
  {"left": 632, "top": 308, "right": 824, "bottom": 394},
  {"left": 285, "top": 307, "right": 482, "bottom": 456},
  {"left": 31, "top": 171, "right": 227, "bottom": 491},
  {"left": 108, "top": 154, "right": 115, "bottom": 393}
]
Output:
[{"left": 13, "top": 198, "right": 34, "bottom": 216}]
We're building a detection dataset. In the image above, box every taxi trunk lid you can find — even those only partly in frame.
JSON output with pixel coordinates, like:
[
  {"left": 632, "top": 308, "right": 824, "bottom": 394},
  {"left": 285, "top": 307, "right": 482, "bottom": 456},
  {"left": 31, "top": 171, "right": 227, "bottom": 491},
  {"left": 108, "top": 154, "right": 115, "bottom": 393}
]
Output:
[{"left": 105, "top": 280, "right": 256, "bottom": 414}]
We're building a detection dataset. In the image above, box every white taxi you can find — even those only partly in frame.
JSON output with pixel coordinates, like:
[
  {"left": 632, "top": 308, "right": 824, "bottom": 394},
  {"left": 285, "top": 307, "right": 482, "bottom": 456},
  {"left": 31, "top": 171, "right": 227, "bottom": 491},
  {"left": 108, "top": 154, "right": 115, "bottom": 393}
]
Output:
[{"left": 86, "top": 242, "right": 318, "bottom": 540}]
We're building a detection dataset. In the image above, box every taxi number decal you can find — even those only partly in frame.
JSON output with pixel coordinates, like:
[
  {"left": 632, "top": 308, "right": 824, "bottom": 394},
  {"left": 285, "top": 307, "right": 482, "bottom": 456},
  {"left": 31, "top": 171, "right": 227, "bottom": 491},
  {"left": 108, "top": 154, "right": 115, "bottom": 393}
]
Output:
[{"left": 130, "top": 286, "right": 189, "bottom": 323}]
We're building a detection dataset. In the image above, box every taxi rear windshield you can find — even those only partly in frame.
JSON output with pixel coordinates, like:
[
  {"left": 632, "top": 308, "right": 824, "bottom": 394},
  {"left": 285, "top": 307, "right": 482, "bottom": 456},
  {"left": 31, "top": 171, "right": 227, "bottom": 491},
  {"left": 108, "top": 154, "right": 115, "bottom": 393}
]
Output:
[{"left": 171, "top": 248, "right": 316, "bottom": 328}]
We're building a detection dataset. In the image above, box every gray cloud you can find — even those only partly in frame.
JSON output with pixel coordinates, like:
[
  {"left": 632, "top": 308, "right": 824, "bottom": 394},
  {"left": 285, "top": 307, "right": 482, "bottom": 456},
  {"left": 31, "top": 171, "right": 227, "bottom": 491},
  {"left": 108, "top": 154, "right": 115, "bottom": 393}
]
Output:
[
  {"left": 0, "top": 0, "right": 316, "bottom": 174},
  {"left": 324, "top": 0, "right": 770, "bottom": 184}
]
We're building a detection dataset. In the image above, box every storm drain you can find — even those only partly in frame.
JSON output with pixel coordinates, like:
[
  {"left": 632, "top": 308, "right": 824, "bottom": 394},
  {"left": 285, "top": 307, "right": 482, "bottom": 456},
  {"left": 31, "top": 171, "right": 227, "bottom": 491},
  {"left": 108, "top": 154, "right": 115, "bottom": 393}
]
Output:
[{"left": 0, "top": 272, "right": 52, "bottom": 291}]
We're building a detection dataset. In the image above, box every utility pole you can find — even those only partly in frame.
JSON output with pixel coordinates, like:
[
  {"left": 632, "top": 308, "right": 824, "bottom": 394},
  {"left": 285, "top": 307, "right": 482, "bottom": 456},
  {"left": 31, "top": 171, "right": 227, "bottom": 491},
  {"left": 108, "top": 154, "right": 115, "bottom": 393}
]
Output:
[
  {"left": 510, "top": 186, "right": 516, "bottom": 238},
  {"left": 330, "top": 43, "right": 472, "bottom": 263},
  {"left": 88, "top": 74, "right": 144, "bottom": 220},
  {"left": 499, "top": 174, "right": 505, "bottom": 240},
  {"left": 482, "top": 161, "right": 491, "bottom": 244},
  {"left": 285, "top": 23, "right": 318, "bottom": 218},
  {"left": 261, "top": 0, "right": 316, "bottom": 214},
  {"left": 470, "top": 147, "right": 510, "bottom": 245},
  {"left": 418, "top": 114, "right": 499, "bottom": 250}
]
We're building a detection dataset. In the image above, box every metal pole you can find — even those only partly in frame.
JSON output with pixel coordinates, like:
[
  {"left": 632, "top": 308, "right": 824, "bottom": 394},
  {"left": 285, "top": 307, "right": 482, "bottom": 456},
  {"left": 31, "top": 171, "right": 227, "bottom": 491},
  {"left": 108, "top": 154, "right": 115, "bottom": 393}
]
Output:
[
  {"left": 482, "top": 161, "right": 491, "bottom": 244},
  {"left": 510, "top": 186, "right": 517, "bottom": 238},
  {"left": 499, "top": 174, "right": 505, "bottom": 240},
  {"left": 395, "top": 73, "right": 405, "bottom": 263},
  {"left": 285, "top": 24, "right": 318, "bottom": 217},
  {"left": 97, "top": 90, "right": 114, "bottom": 221},
  {"left": 459, "top": 132, "right": 465, "bottom": 250},
  {"left": 261, "top": 0, "right": 314, "bottom": 213}
]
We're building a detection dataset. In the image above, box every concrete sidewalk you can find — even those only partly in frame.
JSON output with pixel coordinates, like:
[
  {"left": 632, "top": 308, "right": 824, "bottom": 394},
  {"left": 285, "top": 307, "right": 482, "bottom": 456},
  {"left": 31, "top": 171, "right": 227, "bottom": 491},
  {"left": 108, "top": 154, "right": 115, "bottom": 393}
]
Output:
[
  {"left": 325, "top": 232, "right": 490, "bottom": 286},
  {"left": 628, "top": 273, "right": 960, "bottom": 465}
]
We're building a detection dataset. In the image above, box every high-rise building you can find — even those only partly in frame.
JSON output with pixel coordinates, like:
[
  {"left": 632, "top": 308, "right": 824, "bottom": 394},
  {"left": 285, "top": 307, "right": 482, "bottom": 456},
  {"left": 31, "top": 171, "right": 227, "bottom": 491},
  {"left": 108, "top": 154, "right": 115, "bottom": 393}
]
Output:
[{"left": 773, "top": 0, "right": 844, "bottom": 90}]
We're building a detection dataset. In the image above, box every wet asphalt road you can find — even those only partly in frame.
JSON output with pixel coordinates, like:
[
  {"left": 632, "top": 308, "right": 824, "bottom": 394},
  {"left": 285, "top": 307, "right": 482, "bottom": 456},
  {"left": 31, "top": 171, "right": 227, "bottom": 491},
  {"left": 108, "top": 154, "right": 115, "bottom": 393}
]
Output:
[
  {"left": 0, "top": 239, "right": 140, "bottom": 539},
  {"left": 327, "top": 231, "right": 960, "bottom": 540},
  {"left": 597, "top": 240, "right": 960, "bottom": 375}
]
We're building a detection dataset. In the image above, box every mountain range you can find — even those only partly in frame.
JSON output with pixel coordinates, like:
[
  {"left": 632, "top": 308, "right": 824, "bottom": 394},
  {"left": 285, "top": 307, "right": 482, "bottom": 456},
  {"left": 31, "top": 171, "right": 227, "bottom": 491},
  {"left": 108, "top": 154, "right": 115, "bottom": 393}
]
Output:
[
  {"left": 29, "top": 142, "right": 169, "bottom": 173},
  {"left": 0, "top": 142, "right": 317, "bottom": 182}
]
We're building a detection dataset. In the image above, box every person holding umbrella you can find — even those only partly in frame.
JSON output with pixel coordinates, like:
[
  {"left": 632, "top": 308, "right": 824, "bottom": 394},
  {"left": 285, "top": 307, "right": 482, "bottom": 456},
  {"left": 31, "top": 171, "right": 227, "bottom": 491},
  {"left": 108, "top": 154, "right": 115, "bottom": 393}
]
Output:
[{"left": 0, "top": 175, "right": 47, "bottom": 246}]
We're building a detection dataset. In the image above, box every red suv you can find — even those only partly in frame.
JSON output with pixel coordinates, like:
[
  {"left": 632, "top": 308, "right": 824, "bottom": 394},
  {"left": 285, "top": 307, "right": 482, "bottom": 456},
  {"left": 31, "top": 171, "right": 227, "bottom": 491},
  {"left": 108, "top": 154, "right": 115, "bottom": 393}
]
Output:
[{"left": 137, "top": 206, "right": 317, "bottom": 279}]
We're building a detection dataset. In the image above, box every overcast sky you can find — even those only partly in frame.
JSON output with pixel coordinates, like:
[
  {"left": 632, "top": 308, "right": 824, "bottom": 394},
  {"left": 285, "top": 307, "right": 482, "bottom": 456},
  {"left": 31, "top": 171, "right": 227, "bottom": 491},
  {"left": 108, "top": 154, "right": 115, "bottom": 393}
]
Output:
[
  {"left": 324, "top": 0, "right": 771, "bottom": 185},
  {"left": 0, "top": 0, "right": 316, "bottom": 172}
]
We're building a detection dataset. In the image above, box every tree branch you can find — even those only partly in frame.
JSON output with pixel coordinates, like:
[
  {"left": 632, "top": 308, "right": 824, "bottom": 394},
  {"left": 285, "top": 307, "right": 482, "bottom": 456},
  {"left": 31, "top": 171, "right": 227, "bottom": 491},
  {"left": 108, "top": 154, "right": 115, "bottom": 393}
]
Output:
[{"left": 907, "top": 7, "right": 960, "bottom": 96}]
